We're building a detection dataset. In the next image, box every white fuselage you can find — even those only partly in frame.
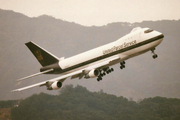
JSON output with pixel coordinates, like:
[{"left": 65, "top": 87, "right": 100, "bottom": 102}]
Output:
[{"left": 58, "top": 27, "right": 164, "bottom": 74}]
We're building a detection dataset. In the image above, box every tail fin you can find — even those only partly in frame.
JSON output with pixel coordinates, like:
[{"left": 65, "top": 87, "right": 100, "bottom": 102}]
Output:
[{"left": 25, "top": 41, "right": 59, "bottom": 67}]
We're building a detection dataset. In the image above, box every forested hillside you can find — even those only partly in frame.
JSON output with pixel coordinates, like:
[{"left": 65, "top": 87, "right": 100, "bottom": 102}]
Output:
[
  {"left": 0, "top": 100, "right": 17, "bottom": 120},
  {"left": 10, "top": 85, "right": 180, "bottom": 120}
]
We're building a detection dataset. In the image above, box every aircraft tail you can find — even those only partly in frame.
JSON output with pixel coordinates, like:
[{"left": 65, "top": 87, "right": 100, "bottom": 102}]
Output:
[{"left": 25, "top": 41, "right": 59, "bottom": 67}]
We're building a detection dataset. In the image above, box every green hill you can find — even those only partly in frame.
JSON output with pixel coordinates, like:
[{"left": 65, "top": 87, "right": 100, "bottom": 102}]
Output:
[{"left": 10, "top": 85, "right": 180, "bottom": 120}]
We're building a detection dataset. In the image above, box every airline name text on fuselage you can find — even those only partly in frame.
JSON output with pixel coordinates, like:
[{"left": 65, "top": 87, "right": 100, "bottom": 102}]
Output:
[{"left": 103, "top": 40, "right": 137, "bottom": 55}]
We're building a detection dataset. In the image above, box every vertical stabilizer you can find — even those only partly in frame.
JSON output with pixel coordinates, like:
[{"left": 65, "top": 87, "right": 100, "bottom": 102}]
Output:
[{"left": 25, "top": 41, "right": 59, "bottom": 67}]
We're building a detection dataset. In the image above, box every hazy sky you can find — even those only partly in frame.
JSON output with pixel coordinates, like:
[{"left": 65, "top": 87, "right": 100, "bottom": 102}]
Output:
[{"left": 0, "top": 0, "right": 180, "bottom": 26}]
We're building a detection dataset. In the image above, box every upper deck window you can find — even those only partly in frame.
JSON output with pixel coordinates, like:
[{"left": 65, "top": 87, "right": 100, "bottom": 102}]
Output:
[{"left": 144, "top": 29, "right": 153, "bottom": 33}]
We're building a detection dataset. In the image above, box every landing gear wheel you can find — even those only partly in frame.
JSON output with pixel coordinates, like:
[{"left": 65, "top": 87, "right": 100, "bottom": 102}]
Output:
[
  {"left": 120, "top": 61, "right": 126, "bottom": 69},
  {"left": 120, "top": 64, "right": 125, "bottom": 69},
  {"left": 151, "top": 48, "right": 158, "bottom": 59},
  {"left": 153, "top": 54, "right": 158, "bottom": 59},
  {"left": 103, "top": 72, "right": 106, "bottom": 76},
  {"left": 97, "top": 77, "right": 102, "bottom": 81},
  {"left": 120, "top": 66, "right": 123, "bottom": 69},
  {"left": 97, "top": 67, "right": 114, "bottom": 81},
  {"left": 100, "top": 73, "right": 103, "bottom": 77}
]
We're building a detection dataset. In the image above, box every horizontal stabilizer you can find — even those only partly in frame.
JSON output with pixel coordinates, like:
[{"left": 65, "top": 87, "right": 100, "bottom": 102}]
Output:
[{"left": 17, "top": 69, "right": 54, "bottom": 81}]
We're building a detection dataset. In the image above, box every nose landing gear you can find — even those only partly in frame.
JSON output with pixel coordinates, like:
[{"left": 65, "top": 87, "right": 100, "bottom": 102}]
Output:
[{"left": 151, "top": 48, "right": 158, "bottom": 59}]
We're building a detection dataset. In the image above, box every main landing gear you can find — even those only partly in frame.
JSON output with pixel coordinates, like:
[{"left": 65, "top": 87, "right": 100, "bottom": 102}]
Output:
[
  {"left": 120, "top": 61, "right": 126, "bottom": 69},
  {"left": 97, "top": 68, "right": 114, "bottom": 81},
  {"left": 151, "top": 48, "right": 158, "bottom": 59},
  {"left": 97, "top": 61, "right": 126, "bottom": 81}
]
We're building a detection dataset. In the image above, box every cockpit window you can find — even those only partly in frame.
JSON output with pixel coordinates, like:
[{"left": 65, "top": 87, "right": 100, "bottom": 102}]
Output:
[{"left": 144, "top": 29, "right": 153, "bottom": 33}]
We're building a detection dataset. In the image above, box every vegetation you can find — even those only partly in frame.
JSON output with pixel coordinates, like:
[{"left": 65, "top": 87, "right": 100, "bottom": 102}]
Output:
[
  {"left": 9, "top": 85, "right": 180, "bottom": 120},
  {"left": 0, "top": 100, "right": 17, "bottom": 108},
  {"left": 0, "top": 100, "right": 17, "bottom": 120},
  {"left": 0, "top": 108, "right": 11, "bottom": 120}
]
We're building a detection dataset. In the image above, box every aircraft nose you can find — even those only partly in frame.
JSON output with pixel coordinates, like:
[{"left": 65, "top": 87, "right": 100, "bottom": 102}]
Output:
[
  {"left": 154, "top": 30, "right": 164, "bottom": 41},
  {"left": 161, "top": 34, "right": 164, "bottom": 38},
  {"left": 159, "top": 34, "right": 164, "bottom": 41},
  {"left": 156, "top": 31, "right": 164, "bottom": 39}
]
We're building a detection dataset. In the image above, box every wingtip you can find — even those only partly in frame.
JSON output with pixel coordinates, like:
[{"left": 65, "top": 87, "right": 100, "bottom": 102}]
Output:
[
  {"left": 10, "top": 90, "right": 18, "bottom": 92},
  {"left": 17, "top": 77, "right": 27, "bottom": 82},
  {"left": 16, "top": 78, "right": 22, "bottom": 82},
  {"left": 11, "top": 88, "right": 22, "bottom": 92}
]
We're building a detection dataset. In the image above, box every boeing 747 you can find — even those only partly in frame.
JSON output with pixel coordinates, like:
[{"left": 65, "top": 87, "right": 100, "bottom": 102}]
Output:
[{"left": 12, "top": 27, "right": 164, "bottom": 92}]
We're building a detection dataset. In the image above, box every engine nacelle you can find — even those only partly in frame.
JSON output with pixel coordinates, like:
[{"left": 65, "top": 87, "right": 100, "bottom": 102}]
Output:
[
  {"left": 85, "top": 69, "right": 100, "bottom": 78},
  {"left": 47, "top": 81, "right": 62, "bottom": 90}
]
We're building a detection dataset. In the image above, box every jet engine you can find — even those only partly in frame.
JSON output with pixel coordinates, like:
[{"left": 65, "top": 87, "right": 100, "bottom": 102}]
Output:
[
  {"left": 85, "top": 69, "right": 100, "bottom": 78},
  {"left": 47, "top": 81, "right": 62, "bottom": 90}
]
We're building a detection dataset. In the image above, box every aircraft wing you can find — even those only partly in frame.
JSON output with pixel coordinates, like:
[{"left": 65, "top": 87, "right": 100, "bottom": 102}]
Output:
[
  {"left": 12, "top": 55, "right": 120, "bottom": 92},
  {"left": 11, "top": 70, "right": 82, "bottom": 92}
]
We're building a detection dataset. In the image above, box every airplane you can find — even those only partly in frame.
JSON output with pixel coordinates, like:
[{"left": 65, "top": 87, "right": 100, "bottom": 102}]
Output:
[{"left": 12, "top": 27, "right": 164, "bottom": 92}]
